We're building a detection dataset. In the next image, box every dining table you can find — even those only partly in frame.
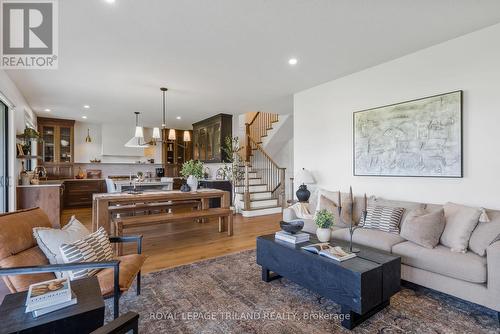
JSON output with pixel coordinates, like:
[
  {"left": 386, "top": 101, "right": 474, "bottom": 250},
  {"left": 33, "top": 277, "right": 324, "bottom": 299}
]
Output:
[{"left": 92, "top": 189, "right": 231, "bottom": 233}]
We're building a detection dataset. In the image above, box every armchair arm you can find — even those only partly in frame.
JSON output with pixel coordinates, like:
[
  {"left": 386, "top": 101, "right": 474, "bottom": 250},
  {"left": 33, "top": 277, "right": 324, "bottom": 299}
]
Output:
[
  {"left": 283, "top": 207, "right": 299, "bottom": 222},
  {"left": 487, "top": 240, "right": 500, "bottom": 300},
  {"left": 0, "top": 260, "right": 121, "bottom": 319},
  {"left": 109, "top": 235, "right": 143, "bottom": 255},
  {"left": 90, "top": 311, "right": 139, "bottom": 334}
]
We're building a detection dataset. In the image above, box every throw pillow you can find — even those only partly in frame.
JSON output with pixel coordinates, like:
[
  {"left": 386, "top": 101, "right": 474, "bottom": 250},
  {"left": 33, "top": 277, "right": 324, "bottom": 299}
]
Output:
[
  {"left": 33, "top": 216, "right": 90, "bottom": 278},
  {"left": 400, "top": 209, "right": 445, "bottom": 248},
  {"left": 440, "top": 202, "right": 481, "bottom": 253},
  {"left": 59, "top": 227, "right": 114, "bottom": 280},
  {"left": 469, "top": 209, "right": 500, "bottom": 256},
  {"left": 362, "top": 205, "right": 405, "bottom": 234},
  {"left": 318, "top": 195, "right": 348, "bottom": 228}
]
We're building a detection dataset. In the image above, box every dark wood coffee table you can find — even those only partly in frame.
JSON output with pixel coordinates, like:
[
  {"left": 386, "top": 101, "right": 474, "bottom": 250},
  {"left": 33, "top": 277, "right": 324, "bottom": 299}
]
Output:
[
  {"left": 256, "top": 234, "right": 401, "bottom": 330},
  {"left": 0, "top": 276, "right": 105, "bottom": 334}
]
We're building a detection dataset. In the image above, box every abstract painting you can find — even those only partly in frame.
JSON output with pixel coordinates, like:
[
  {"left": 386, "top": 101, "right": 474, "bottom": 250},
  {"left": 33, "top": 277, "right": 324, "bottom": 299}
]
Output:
[{"left": 353, "top": 91, "right": 462, "bottom": 177}]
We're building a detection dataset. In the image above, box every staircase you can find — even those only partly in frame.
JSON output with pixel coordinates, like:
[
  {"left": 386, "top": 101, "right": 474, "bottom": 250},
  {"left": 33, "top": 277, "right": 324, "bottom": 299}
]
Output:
[{"left": 236, "top": 112, "right": 286, "bottom": 217}]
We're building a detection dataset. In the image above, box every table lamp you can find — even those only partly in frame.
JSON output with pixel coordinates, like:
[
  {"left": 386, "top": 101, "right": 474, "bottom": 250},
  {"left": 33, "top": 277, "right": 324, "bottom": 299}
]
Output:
[{"left": 295, "top": 168, "right": 315, "bottom": 202}]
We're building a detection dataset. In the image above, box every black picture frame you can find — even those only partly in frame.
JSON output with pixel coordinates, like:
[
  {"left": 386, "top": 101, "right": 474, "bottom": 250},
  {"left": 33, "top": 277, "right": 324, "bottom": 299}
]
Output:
[{"left": 353, "top": 90, "right": 463, "bottom": 178}]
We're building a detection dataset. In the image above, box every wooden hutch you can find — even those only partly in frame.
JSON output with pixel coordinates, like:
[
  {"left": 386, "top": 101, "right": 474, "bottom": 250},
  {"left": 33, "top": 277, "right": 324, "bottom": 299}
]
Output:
[
  {"left": 192, "top": 113, "right": 232, "bottom": 163},
  {"left": 162, "top": 128, "right": 193, "bottom": 176}
]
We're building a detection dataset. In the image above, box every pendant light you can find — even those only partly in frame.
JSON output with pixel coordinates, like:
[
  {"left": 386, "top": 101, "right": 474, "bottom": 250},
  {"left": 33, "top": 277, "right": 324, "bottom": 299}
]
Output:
[
  {"left": 85, "top": 128, "right": 92, "bottom": 143},
  {"left": 125, "top": 112, "right": 148, "bottom": 147}
]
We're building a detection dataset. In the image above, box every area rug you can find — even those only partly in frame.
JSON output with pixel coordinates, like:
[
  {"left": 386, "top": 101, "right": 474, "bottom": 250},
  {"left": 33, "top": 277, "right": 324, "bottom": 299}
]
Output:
[{"left": 105, "top": 250, "right": 498, "bottom": 333}]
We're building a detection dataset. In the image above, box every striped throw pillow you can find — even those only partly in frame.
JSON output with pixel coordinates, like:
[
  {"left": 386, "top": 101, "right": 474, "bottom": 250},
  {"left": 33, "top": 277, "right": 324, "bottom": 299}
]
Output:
[
  {"left": 362, "top": 205, "right": 405, "bottom": 234},
  {"left": 59, "top": 227, "right": 114, "bottom": 280}
]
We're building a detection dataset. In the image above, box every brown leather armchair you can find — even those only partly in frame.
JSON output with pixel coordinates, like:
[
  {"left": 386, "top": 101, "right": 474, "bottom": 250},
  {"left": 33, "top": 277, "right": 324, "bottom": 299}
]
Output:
[{"left": 0, "top": 208, "right": 146, "bottom": 318}]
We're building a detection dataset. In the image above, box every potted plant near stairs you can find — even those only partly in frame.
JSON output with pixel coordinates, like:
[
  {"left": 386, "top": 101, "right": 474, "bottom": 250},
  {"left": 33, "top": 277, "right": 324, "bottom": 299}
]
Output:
[
  {"left": 315, "top": 209, "right": 335, "bottom": 242},
  {"left": 180, "top": 160, "right": 204, "bottom": 192}
]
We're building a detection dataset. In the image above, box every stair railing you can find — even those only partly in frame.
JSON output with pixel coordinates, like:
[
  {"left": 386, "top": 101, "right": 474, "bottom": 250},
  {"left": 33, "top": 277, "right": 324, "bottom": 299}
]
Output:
[{"left": 243, "top": 136, "right": 286, "bottom": 210}]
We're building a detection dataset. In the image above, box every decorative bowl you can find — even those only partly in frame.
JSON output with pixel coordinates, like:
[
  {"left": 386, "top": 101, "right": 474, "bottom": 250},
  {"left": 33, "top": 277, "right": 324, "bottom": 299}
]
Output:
[{"left": 280, "top": 220, "right": 304, "bottom": 234}]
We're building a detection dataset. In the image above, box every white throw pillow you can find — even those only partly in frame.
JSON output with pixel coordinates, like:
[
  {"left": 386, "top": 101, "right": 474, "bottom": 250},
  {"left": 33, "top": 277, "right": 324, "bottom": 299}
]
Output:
[
  {"left": 33, "top": 216, "right": 90, "bottom": 278},
  {"left": 440, "top": 202, "right": 481, "bottom": 253}
]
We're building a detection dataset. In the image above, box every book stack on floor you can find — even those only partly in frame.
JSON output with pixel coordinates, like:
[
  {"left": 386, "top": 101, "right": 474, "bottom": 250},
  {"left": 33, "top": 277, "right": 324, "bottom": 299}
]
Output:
[
  {"left": 275, "top": 231, "right": 310, "bottom": 244},
  {"left": 25, "top": 278, "right": 77, "bottom": 317}
]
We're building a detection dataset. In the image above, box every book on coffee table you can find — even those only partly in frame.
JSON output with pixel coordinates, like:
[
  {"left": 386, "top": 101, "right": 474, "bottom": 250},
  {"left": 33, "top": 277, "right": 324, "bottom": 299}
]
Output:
[
  {"left": 25, "top": 278, "right": 73, "bottom": 313},
  {"left": 302, "top": 243, "right": 357, "bottom": 262},
  {"left": 275, "top": 231, "right": 310, "bottom": 244}
]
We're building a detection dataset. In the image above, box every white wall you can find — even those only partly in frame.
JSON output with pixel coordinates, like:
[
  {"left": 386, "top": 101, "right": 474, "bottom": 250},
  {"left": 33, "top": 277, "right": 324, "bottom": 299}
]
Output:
[
  {"left": 0, "top": 70, "right": 36, "bottom": 211},
  {"left": 294, "top": 23, "right": 500, "bottom": 210}
]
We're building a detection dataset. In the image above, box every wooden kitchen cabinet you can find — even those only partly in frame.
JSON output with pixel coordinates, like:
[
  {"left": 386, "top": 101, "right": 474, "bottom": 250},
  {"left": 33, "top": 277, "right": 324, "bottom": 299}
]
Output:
[
  {"left": 161, "top": 129, "right": 193, "bottom": 177},
  {"left": 192, "top": 114, "right": 232, "bottom": 163},
  {"left": 37, "top": 117, "right": 75, "bottom": 179},
  {"left": 64, "top": 180, "right": 105, "bottom": 208}
]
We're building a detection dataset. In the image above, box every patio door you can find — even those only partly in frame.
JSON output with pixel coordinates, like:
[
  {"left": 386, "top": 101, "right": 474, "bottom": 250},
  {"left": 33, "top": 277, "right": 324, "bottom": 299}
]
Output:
[{"left": 0, "top": 102, "right": 7, "bottom": 213}]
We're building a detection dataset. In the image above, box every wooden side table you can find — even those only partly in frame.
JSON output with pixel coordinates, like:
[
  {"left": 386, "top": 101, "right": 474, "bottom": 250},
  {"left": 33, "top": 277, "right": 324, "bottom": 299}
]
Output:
[{"left": 0, "top": 276, "right": 105, "bottom": 334}]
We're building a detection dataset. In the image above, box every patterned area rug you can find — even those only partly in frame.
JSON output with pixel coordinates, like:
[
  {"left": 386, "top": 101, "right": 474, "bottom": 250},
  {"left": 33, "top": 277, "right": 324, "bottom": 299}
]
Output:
[{"left": 105, "top": 250, "right": 498, "bottom": 333}]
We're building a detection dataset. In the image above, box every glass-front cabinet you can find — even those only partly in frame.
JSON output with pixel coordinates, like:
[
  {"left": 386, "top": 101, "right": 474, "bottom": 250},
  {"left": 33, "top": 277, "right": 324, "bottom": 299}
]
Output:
[
  {"left": 192, "top": 114, "right": 232, "bottom": 163},
  {"left": 162, "top": 129, "right": 193, "bottom": 177},
  {"left": 37, "top": 118, "right": 75, "bottom": 179}
]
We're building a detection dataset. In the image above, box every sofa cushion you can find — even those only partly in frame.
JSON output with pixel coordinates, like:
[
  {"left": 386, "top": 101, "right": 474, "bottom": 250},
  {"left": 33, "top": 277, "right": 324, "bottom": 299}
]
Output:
[
  {"left": 469, "top": 209, "right": 500, "bottom": 256},
  {"left": 400, "top": 209, "right": 445, "bottom": 248},
  {"left": 331, "top": 227, "right": 406, "bottom": 252},
  {"left": 362, "top": 205, "right": 405, "bottom": 234},
  {"left": 441, "top": 202, "right": 481, "bottom": 253},
  {"left": 0, "top": 246, "right": 56, "bottom": 293},
  {"left": 0, "top": 208, "right": 52, "bottom": 261},
  {"left": 96, "top": 254, "right": 147, "bottom": 296},
  {"left": 392, "top": 241, "right": 486, "bottom": 284},
  {"left": 33, "top": 216, "right": 90, "bottom": 278},
  {"left": 314, "top": 189, "right": 366, "bottom": 225}
]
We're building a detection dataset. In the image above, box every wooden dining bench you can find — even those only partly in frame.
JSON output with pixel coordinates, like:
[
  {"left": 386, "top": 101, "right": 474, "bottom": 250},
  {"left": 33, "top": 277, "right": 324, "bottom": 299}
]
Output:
[
  {"left": 108, "top": 200, "right": 201, "bottom": 219},
  {"left": 112, "top": 208, "right": 233, "bottom": 255}
]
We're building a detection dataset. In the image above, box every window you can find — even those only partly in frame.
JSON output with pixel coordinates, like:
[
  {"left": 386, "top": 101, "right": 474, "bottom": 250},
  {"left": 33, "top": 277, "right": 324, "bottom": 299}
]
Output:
[{"left": 0, "top": 101, "right": 8, "bottom": 213}]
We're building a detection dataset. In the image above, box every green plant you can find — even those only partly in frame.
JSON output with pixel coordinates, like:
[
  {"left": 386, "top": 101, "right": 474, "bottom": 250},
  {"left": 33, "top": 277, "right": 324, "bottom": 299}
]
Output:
[
  {"left": 221, "top": 136, "right": 245, "bottom": 183},
  {"left": 180, "top": 160, "right": 204, "bottom": 179},
  {"left": 315, "top": 209, "right": 335, "bottom": 228}
]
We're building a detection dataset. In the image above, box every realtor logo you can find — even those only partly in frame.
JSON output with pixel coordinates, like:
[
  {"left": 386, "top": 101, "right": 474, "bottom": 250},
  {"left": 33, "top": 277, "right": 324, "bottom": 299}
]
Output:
[{"left": 1, "top": 0, "right": 58, "bottom": 69}]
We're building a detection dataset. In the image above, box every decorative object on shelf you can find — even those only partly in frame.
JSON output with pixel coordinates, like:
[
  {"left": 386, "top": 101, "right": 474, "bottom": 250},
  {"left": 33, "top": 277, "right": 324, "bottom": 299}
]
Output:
[
  {"left": 17, "top": 127, "right": 43, "bottom": 156},
  {"left": 180, "top": 182, "right": 191, "bottom": 192},
  {"left": 75, "top": 167, "right": 85, "bottom": 179},
  {"left": 215, "top": 168, "right": 225, "bottom": 180},
  {"left": 33, "top": 166, "right": 47, "bottom": 180},
  {"left": 180, "top": 160, "right": 204, "bottom": 192},
  {"left": 86, "top": 169, "right": 102, "bottom": 179},
  {"left": 136, "top": 171, "right": 144, "bottom": 181},
  {"left": 203, "top": 166, "right": 211, "bottom": 179},
  {"left": 315, "top": 209, "right": 334, "bottom": 242},
  {"left": 295, "top": 168, "right": 315, "bottom": 202},
  {"left": 20, "top": 161, "right": 31, "bottom": 185},
  {"left": 280, "top": 220, "right": 304, "bottom": 234},
  {"left": 85, "top": 128, "right": 92, "bottom": 143},
  {"left": 16, "top": 143, "right": 24, "bottom": 157},
  {"left": 89, "top": 158, "right": 101, "bottom": 163},
  {"left": 125, "top": 112, "right": 149, "bottom": 148},
  {"left": 354, "top": 90, "right": 463, "bottom": 177},
  {"left": 60, "top": 139, "right": 69, "bottom": 147}
]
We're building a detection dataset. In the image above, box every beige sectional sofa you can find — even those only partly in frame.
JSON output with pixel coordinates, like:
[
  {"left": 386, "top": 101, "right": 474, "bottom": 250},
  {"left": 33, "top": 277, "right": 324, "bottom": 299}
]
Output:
[{"left": 283, "top": 195, "right": 500, "bottom": 315}]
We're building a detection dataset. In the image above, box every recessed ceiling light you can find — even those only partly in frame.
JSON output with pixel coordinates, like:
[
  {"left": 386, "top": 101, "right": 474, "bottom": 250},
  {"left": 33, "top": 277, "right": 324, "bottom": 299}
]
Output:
[
  {"left": 82, "top": 116, "right": 88, "bottom": 119},
  {"left": 288, "top": 58, "right": 298, "bottom": 66},
  {"left": 105, "top": 0, "right": 116, "bottom": 3},
  {"left": 176, "top": 116, "right": 181, "bottom": 120},
  {"left": 44, "top": 108, "right": 51, "bottom": 112},
  {"left": 83, "top": 105, "right": 90, "bottom": 109}
]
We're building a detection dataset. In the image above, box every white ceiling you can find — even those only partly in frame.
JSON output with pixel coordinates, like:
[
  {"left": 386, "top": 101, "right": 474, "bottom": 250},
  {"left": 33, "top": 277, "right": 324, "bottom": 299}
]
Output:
[{"left": 6, "top": 0, "right": 500, "bottom": 129}]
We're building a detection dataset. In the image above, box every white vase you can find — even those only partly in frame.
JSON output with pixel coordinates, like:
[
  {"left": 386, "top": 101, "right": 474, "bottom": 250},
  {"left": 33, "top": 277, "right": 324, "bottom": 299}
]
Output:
[
  {"left": 316, "top": 227, "right": 331, "bottom": 242},
  {"left": 187, "top": 175, "right": 198, "bottom": 192}
]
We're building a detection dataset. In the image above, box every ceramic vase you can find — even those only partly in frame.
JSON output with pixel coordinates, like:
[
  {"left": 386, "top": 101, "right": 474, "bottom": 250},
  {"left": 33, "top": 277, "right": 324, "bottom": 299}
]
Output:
[
  {"left": 187, "top": 175, "right": 198, "bottom": 192},
  {"left": 316, "top": 227, "right": 331, "bottom": 242}
]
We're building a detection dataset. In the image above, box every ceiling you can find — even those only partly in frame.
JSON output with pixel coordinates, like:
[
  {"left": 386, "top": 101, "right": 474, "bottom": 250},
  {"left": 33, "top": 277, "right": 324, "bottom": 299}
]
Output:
[{"left": 6, "top": 0, "right": 500, "bottom": 129}]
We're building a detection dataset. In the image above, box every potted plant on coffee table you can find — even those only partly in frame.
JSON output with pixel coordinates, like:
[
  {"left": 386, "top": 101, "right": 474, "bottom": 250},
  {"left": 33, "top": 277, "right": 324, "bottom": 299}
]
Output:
[
  {"left": 180, "top": 160, "right": 204, "bottom": 191},
  {"left": 315, "top": 209, "right": 335, "bottom": 242}
]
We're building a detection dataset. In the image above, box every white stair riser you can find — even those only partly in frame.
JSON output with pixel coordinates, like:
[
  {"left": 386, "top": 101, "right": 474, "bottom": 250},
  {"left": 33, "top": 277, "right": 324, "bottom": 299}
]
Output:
[
  {"left": 235, "top": 192, "right": 272, "bottom": 201},
  {"left": 238, "top": 199, "right": 278, "bottom": 209},
  {"left": 235, "top": 185, "right": 267, "bottom": 192},
  {"left": 241, "top": 207, "right": 282, "bottom": 217},
  {"left": 248, "top": 178, "right": 262, "bottom": 185}
]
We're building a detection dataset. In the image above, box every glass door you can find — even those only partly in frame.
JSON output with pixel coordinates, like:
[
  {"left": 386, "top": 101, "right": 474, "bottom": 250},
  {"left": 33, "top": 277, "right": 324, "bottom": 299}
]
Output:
[
  {"left": 42, "top": 125, "right": 55, "bottom": 163},
  {"left": 0, "top": 102, "right": 8, "bottom": 212},
  {"left": 59, "top": 126, "right": 72, "bottom": 163}
]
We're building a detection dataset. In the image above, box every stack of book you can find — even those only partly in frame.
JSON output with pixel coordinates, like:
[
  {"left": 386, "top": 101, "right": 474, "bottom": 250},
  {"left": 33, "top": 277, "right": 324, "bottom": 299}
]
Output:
[
  {"left": 275, "top": 231, "right": 310, "bottom": 244},
  {"left": 25, "top": 278, "right": 77, "bottom": 317}
]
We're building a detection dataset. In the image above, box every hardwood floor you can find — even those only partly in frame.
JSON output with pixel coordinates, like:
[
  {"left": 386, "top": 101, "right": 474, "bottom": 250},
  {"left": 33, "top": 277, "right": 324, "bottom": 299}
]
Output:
[{"left": 62, "top": 208, "right": 281, "bottom": 274}]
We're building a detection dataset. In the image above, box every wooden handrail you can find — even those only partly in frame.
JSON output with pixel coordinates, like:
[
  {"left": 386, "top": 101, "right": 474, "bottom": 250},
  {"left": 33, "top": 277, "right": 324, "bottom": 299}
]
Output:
[{"left": 248, "top": 112, "right": 260, "bottom": 126}]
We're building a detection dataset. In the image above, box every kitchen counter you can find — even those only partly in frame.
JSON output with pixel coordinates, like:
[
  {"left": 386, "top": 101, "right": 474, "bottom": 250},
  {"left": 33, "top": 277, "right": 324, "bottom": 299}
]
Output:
[{"left": 16, "top": 178, "right": 105, "bottom": 188}]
